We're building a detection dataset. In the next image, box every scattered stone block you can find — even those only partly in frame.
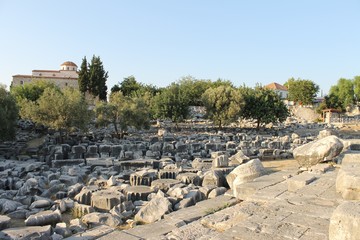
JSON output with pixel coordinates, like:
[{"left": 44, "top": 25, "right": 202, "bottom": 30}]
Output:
[
  {"left": 329, "top": 201, "right": 360, "bottom": 240},
  {"left": 226, "top": 158, "right": 265, "bottom": 190},
  {"left": 2, "top": 225, "right": 52, "bottom": 240},
  {"left": 25, "top": 209, "right": 62, "bottom": 226},
  {"left": 336, "top": 164, "right": 360, "bottom": 200},
  {"left": 287, "top": 173, "right": 317, "bottom": 192}
]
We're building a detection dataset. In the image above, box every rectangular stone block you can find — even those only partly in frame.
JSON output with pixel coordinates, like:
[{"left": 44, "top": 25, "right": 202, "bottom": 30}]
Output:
[{"left": 287, "top": 173, "right": 317, "bottom": 192}]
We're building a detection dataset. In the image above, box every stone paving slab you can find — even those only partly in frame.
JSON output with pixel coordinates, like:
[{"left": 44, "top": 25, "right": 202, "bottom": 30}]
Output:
[
  {"left": 100, "top": 195, "right": 237, "bottom": 239},
  {"left": 234, "top": 170, "right": 296, "bottom": 200},
  {"left": 99, "top": 166, "right": 342, "bottom": 240},
  {"left": 64, "top": 225, "right": 114, "bottom": 240}
]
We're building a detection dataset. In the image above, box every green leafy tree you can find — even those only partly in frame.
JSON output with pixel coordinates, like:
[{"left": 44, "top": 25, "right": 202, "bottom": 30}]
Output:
[
  {"left": 317, "top": 93, "right": 343, "bottom": 113},
  {"left": 117, "top": 76, "right": 142, "bottom": 96},
  {"left": 20, "top": 88, "right": 91, "bottom": 132},
  {"left": 96, "top": 91, "right": 150, "bottom": 137},
  {"left": 88, "top": 55, "right": 108, "bottom": 101},
  {"left": 284, "top": 78, "right": 319, "bottom": 105},
  {"left": 152, "top": 83, "right": 189, "bottom": 125},
  {"left": 78, "top": 56, "right": 89, "bottom": 94},
  {"left": 11, "top": 80, "right": 59, "bottom": 102},
  {"left": 0, "top": 86, "right": 19, "bottom": 141},
  {"left": 210, "top": 78, "right": 234, "bottom": 89},
  {"left": 329, "top": 78, "right": 355, "bottom": 110},
  {"left": 201, "top": 85, "right": 243, "bottom": 128},
  {"left": 241, "top": 86, "right": 289, "bottom": 129},
  {"left": 177, "top": 76, "right": 212, "bottom": 106},
  {"left": 353, "top": 76, "right": 360, "bottom": 103}
]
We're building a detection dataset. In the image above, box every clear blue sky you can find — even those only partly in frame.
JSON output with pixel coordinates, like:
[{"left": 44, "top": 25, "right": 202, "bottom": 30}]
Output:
[{"left": 1, "top": 1, "right": 359, "bottom": 95}]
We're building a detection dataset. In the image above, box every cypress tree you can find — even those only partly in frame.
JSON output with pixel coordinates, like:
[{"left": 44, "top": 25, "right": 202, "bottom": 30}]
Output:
[
  {"left": 78, "top": 57, "right": 89, "bottom": 94},
  {"left": 88, "top": 55, "right": 108, "bottom": 101}
]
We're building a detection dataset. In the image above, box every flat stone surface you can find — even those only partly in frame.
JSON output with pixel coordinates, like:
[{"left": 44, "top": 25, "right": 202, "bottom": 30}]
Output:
[
  {"left": 234, "top": 170, "right": 295, "bottom": 200},
  {"left": 287, "top": 172, "right": 317, "bottom": 192},
  {"left": 64, "top": 225, "right": 114, "bottom": 240}
]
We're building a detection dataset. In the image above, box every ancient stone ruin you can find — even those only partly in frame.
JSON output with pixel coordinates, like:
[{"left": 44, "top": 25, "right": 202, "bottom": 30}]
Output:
[{"left": 0, "top": 121, "right": 358, "bottom": 239}]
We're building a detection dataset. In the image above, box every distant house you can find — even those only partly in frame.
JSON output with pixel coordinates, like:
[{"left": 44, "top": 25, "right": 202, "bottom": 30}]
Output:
[
  {"left": 11, "top": 61, "right": 79, "bottom": 89},
  {"left": 265, "top": 82, "right": 288, "bottom": 99}
]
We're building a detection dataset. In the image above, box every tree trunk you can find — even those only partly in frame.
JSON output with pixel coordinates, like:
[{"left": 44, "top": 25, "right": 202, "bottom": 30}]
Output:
[{"left": 256, "top": 120, "right": 260, "bottom": 131}]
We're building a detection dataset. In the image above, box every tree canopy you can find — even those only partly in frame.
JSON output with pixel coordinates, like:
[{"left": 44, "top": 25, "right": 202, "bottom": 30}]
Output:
[
  {"left": 11, "top": 80, "right": 59, "bottom": 103},
  {"left": 319, "top": 77, "right": 357, "bottom": 112},
  {"left": 201, "top": 85, "right": 243, "bottom": 128},
  {"left": 0, "top": 86, "right": 19, "bottom": 141},
  {"left": 78, "top": 55, "right": 108, "bottom": 101},
  {"left": 284, "top": 78, "right": 319, "bottom": 105},
  {"left": 20, "top": 88, "right": 92, "bottom": 132},
  {"left": 95, "top": 91, "right": 150, "bottom": 136},
  {"left": 152, "top": 83, "right": 189, "bottom": 124},
  {"left": 241, "top": 86, "right": 289, "bottom": 129},
  {"left": 78, "top": 56, "right": 89, "bottom": 94}
]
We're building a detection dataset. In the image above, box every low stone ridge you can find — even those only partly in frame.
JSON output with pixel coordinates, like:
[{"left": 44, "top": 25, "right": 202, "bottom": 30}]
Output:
[{"left": 0, "top": 121, "right": 350, "bottom": 239}]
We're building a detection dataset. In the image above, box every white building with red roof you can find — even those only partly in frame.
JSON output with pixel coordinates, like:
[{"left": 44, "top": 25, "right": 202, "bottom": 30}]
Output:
[
  {"left": 265, "top": 82, "right": 288, "bottom": 99},
  {"left": 11, "top": 61, "right": 79, "bottom": 89}
]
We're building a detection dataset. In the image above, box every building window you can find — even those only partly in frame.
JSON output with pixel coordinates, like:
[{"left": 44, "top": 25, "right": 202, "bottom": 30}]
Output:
[
  {"left": 39, "top": 73, "right": 42, "bottom": 76},
  {"left": 20, "top": 80, "right": 24, "bottom": 85},
  {"left": 67, "top": 67, "right": 69, "bottom": 70},
  {"left": 73, "top": 67, "right": 75, "bottom": 70},
  {"left": 53, "top": 74, "right": 56, "bottom": 76},
  {"left": 65, "top": 83, "right": 68, "bottom": 86}
]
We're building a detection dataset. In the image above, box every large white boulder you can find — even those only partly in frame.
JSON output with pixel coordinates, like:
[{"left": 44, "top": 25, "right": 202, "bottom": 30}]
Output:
[
  {"left": 226, "top": 158, "right": 265, "bottom": 190},
  {"left": 134, "top": 194, "right": 172, "bottom": 224},
  {"left": 293, "top": 135, "right": 343, "bottom": 167}
]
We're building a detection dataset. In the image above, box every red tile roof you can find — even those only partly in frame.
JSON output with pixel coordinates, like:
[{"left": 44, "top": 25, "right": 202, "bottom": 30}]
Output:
[{"left": 265, "top": 82, "right": 288, "bottom": 91}]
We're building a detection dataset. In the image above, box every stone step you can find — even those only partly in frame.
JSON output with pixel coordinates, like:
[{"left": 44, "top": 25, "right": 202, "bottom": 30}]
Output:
[{"left": 99, "top": 195, "right": 238, "bottom": 239}]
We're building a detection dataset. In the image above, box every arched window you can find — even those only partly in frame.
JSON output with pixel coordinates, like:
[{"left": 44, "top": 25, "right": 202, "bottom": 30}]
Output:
[{"left": 20, "top": 80, "right": 24, "bottom": 85}]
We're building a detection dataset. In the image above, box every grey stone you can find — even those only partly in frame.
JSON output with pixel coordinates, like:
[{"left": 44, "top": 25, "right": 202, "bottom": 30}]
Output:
[
  {"left": 2, "top": 225, "right": 52, "bottom": 240},
  {"left": 134, "top": 196, "right": 172, "bottom": 224},
  {"left": 25, "top": 209, "right": 62, "bottom": 226},
  {"left": 82, "top": 212, "right": 122, "bottom": 228},
  {"left": 293, "top": 135, "right": 343, "bottom": 167}
]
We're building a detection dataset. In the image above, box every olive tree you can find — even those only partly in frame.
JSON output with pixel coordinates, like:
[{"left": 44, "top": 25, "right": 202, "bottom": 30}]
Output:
[
  {"left": 96, "top": 91, "right": 150, "bottom": 137},
  {"left": 20, "top": 87, "right": 92, "bottom": 132},
  {"left": 201, "top": 85, "right": 244, "bottom": 128}
]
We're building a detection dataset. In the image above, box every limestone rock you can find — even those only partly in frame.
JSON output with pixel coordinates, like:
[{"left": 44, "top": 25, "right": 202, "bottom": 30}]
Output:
[
  {"left": 91, "top": 189, "right": 123, "bottom": 211},
  {"left": 54, "top": 222, "right": 72, "bottom": 238},
  {"left": 29, "top": 199, "right": 52, "bottom": 210},
  {"left": 212, "top": 154, "right": 229, "bottom": 168},
  {"left": 25, "top": 209, "right": 62, "bottom": 226},
  {"left": 226, "top": 158, "right": 265, "bottom": 190},
  {"left": 329, "top": 201, "right": 360, "bottom": 240},
  {"left": 336, "top": 165, "right": 360, "bottom": 200},
  {"left": 174, "top": 197, "right": 195, "bottom": 210},
  {"left": 82, "top": 212, "right": 122, "bottom": 228},
  {"left": 229, "top": 150, "right": 249, "bottom": 165},
  {"left": 72, "top": 202, "right": 95, "bottom": 218},
  {"left": 2, "top": 225, "right": 52, "bottom": 240},
  {"left": 293, "top": 135, "right": 343, "bottom": 167},
  {"left": 208, "top": 187, "right": 227, "bottom": 198},
  {"left": 134, "top": 196, "right": 172, "bottom": 224},
  {"left": 0, "top": 199, "right": 23, "bottom": 214},
  {"left": 202, "top": 170, "right": 225, "bottom": 187},
  {"left": 0, "top": 215, "right": 10, "bottom": 230}
]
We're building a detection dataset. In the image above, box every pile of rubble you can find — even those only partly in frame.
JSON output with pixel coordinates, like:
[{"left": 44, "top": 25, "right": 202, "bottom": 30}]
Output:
[{"left": 0, "top": 122, "right": 345, "bottom": 239}]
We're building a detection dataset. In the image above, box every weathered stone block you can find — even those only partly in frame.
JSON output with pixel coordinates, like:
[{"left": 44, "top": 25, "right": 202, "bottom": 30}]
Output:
[
  {"left": 287, "top": 173, "right": 317, "bottom": 192},
  {"left": 329, "top": 201, "right": 360, "bottom": 240}
]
